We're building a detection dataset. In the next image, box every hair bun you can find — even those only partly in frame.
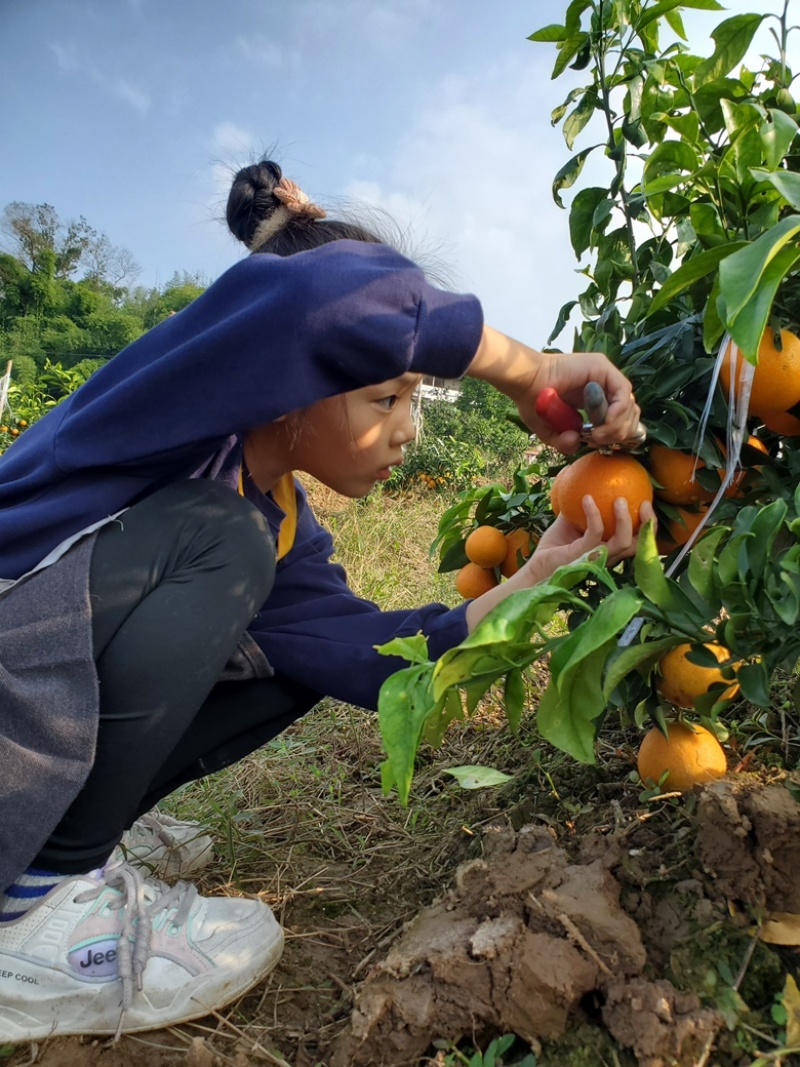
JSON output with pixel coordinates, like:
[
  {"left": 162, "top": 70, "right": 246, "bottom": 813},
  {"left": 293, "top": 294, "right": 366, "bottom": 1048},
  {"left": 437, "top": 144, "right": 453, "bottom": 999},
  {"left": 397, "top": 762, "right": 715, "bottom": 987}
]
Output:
[{"left": 226, "top": 160, "right": 285, "bottom": 247}]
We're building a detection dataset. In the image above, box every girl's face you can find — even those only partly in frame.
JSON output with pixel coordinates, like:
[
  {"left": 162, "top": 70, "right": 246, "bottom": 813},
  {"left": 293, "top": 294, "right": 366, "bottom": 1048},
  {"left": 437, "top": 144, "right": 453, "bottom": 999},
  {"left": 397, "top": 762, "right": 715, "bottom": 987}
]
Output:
[{"left": 293, "top": 372, "right": 421, "bottom": 497}]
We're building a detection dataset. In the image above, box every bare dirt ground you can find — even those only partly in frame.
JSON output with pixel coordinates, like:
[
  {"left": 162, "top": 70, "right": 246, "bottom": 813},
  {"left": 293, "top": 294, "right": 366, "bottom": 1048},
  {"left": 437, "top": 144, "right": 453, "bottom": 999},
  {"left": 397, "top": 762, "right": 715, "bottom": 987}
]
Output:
[{"left": 6, "top": 693, "right": 800, "bottom": 1067}]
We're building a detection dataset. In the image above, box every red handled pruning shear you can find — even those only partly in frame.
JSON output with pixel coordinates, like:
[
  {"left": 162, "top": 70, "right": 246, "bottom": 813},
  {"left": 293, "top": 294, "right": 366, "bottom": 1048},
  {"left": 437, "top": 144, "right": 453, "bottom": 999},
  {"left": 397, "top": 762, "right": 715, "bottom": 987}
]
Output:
[{"left": 535, "top": 382, "right": 647, "bottom": 451}]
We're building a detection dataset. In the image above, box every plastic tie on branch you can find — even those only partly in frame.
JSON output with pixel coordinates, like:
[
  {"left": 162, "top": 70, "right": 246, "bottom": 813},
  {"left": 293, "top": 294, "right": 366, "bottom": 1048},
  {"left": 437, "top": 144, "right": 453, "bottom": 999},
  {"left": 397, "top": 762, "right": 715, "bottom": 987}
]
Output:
[{"left": 618, "top": 333, "right": 753, "bottom": 649}]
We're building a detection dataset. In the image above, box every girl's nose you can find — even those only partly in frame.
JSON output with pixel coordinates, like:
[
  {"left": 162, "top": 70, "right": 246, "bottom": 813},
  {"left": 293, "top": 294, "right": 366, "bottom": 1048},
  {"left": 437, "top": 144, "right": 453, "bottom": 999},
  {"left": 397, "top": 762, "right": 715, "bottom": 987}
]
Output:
[{"left": 396, "top": 406, "right": 417, "bottom": 445}]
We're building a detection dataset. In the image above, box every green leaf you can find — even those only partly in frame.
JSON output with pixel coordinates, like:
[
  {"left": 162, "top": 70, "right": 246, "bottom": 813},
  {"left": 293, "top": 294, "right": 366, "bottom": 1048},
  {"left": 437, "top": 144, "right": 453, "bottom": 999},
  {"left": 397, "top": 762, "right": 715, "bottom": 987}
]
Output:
[
  {"left": 552, "top": 146, "right": 599, "bottom": 207},
  {"left": 663, "top": 8, "right": 687, "bottom": 39},
  {"left": 550, "top": 86, "right": 585, "bottom": 126},
  {"left": 540, "top": 624, "right": 634, "bottom": 764},
  {"left": 430, "top": 581, "right": 591, "bottom": 699},
  {"left": 550, "top": 586, "right": 642, "bottom": 684},
  {"left": 648, "top": 244, "right": 744, "bottom": 316},
  {"left": 375, "top": 634, "right": 432, "bottom": 666},
  {"left": 438, "top": 538, "right": 469, "bottom": 573},
  {"left": 548, "top": 299, "right": 579, "bottom": 343},
  {"left": 759, "top": 110, "right": 799, "bottom": 171},
  {"left": 693, "top": 14, "right": 765, "bottom": 87},
  {"left": 686, "top": 524, "right": 727, "bottom": 602},
  {"left": 644, "top": 140, "right": 699, "bottom": 186},
  {"left": 743, "top": 498, "right": 788, "bottom": 582},
  {"left": 725, "top": 242, "right": 800, "bottom": 360},
  {"left": 718, "top": 214, "right": 800, "bottom": 324},
  {"left": 635, "top": 521, "right": 708, "bottom": 625},
  {"left": 569, "top": 186, "right": 609, "bottom": 257},
  {"left": 377, "top": 664, "right": 440, "bottom": 805},
  {"left": 553, "top": 35, "right": 589, "bottom": 79},
  {"left": 702, "top": 273, "right": 726, "bottom": 351},
  {"left": 423, "top": 688, "right": 465, "bottom": 748},
  {"left": 604, "top": 636, "right": 683, "bottom": 696},
  {"left": 750, "top": 167, "right": 800, "bottom": 210},
  {"left": 444, "top": 765, "right": 514, "bottom": 790},
  {"left": 528, "top": 24, "right": 568, "bottom": 43},
  {"left": 737, "top": 660, "right": 771, "bottom": 706},
  {"left": 564, "top": 91, "right": 597, "bottom": 150},
  {"left": 636, "top": 0, "right": 723, "bottom": 33},
  {"left": 504, "top": 667, "right": 526, "bottom": 733}
]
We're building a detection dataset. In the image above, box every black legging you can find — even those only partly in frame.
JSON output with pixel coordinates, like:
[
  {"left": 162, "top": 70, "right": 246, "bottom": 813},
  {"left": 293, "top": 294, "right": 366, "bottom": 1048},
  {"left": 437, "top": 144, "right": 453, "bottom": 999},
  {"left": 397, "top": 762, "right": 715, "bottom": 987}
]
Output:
[{"left": 35, "top": 480, "right": 320, "bottom": 874}]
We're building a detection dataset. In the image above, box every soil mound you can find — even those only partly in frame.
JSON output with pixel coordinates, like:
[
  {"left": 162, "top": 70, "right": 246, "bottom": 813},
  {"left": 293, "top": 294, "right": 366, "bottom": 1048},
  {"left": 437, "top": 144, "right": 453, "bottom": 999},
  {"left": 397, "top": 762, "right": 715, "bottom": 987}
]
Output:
[
  {"left": 697, "top": 774, "right": 800, "bottom": 911},
  {"left": 330, "top": 825, "right": 719, "bottom": 1067}
]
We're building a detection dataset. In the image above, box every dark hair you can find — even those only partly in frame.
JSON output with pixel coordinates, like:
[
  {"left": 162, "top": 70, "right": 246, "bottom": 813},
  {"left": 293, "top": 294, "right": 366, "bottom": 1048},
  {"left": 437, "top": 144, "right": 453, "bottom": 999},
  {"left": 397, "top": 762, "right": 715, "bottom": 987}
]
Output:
[{"left": 226, "top": 159, "right": 385, "bottom": 256}]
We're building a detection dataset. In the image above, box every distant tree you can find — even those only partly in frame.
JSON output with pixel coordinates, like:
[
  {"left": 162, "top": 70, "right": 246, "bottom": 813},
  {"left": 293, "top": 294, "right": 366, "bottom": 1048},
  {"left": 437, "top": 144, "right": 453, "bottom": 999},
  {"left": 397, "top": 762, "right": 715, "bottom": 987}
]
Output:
[{"left": 0, "top": 202, "right": 140, "bottom": 285}]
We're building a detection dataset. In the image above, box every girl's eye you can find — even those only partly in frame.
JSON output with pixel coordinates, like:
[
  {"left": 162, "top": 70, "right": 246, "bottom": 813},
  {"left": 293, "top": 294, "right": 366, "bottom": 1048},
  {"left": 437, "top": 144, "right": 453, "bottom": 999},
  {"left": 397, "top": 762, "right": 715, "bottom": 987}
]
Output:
[{"left": 378, "top": 395, "right": 398, "bottom": 410}]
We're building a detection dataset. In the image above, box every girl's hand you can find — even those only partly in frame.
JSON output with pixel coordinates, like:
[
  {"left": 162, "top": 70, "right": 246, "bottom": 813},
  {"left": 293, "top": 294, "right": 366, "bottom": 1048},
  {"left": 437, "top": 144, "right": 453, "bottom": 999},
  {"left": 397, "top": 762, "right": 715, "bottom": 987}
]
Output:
[
  {"left": 464, "top": 496, "right": 654, "bottom": 633},
  {"left": 526, "top": 350, "right": 642, "bottom": 455},
  {"left": 522, "top": 496, "right": 655, "bottom": 584},
  {"left": 466, "top": 326, "right": 642, "bottom": 455}
]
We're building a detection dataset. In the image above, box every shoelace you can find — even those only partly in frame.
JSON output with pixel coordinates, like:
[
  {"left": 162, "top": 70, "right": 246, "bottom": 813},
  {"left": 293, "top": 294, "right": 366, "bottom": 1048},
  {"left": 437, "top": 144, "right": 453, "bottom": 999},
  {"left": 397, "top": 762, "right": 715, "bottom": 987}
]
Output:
[
  {"left": 135, "top": 811, "right": 207, "bottom": 850},
  {"left": 73, "top": 861, "right": 197, "bottom": 1040}
]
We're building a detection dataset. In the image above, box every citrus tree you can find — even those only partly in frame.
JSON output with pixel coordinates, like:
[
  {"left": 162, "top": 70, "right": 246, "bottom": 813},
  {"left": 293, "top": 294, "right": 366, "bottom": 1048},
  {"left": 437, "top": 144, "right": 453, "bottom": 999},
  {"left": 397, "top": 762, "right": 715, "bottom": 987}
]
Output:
[{"left": 376, "top": 0, "right": 800, "bottom": 803}]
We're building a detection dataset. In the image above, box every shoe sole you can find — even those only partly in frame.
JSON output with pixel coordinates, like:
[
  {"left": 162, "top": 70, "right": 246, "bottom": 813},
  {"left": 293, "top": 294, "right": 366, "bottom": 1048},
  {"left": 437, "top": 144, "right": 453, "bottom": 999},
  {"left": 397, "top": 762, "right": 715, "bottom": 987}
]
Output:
[{"left": 0, "top": 927, "right": 283, "bottom": 1041}]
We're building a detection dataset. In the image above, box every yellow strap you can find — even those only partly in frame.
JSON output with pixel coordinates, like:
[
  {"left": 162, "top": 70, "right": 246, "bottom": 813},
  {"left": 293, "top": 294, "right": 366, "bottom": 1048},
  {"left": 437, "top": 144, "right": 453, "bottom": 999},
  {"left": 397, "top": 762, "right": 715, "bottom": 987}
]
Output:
[{"left": 238, "top": 467, "right": 298, "bottom": 561}]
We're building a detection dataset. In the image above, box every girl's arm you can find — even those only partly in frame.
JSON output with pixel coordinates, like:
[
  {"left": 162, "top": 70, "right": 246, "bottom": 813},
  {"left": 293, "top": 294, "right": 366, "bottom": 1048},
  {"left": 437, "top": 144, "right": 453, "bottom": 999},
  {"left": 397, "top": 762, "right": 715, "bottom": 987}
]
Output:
[{"left": 466, "top": 324, "right": 643, "bottom": 455}]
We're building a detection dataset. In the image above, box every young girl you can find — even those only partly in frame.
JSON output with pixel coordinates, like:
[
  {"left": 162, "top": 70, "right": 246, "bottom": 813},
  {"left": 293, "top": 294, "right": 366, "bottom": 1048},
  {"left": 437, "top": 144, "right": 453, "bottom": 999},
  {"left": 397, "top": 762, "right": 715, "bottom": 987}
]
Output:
[{"left": 0, "top": 160, "right": 647, "bottom": 1042}]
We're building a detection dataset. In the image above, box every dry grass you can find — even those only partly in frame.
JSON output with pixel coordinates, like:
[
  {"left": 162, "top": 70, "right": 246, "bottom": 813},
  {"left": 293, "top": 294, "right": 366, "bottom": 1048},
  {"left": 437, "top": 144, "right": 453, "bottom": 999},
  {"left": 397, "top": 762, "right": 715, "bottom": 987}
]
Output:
[
  {"left": 304, "top": 477, "right": 458, "bottom": 609},
  {"left": 10, "top": 478, "right": 796, "bottom": 1067},
  {"left": 156, "top": 478, "right": 533, "bottom": 1062}
]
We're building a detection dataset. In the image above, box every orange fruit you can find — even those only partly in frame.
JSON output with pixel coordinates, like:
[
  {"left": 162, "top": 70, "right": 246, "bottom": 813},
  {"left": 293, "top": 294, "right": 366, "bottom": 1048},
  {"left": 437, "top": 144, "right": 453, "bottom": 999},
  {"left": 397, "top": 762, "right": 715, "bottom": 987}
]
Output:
[
  {"left": 550, "top": 466, "right": 567, "bottom": 515},
  {"left": 500, "top": 528, "right": 535, "bottom": 578},
  {"left": 648, "top": 444, "right": 716, "bottom": 506},
  {"left": 666, "top": 505, "right": 709, "bottom": 547},
  {"left": 456, "top": 561, "right": 499, "bottom": 599},
  {"left": 464, "top": 525, "right": 507, "bottom": 568},
  {"left": 719, "top": 328, "right": 800, "bottom": 416},
  {"left": 657, "top": 642, "right": 741, "bottom": 709},
  {"left": 549, "top": 452, "right": 653, "bottom": 540},
  {"left": 724, "top": 434, "right": 769, "bottom": 498},
  {"left": 637, "top": 720, "right": 728, "bottom": 791},
  {"left": 762, "top": 409, "right": 800, "bottom": 436}
]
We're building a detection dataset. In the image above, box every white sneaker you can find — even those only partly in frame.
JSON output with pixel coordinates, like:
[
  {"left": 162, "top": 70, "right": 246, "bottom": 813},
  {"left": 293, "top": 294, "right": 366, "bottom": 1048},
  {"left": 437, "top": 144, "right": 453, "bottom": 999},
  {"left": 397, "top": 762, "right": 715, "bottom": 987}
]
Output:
[
  {"left": 116, "top": 812, "right": 215, "bottom": 879},
  {"left": 0, "top": 861, "right": 283, "bottom": 1041}
]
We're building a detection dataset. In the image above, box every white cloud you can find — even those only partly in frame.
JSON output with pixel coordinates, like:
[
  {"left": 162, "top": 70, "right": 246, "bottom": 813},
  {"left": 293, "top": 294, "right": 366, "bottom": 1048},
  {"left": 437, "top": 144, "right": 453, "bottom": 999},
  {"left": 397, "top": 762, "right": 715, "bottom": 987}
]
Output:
[
  {"left": 48, "top": 40, "right": 151, "bottom": 116},
  {"left": 234, "top": 34, "right": 300, "bottom": 70},
  {"left": 345, "top": 57, "right": 591, "bottom": 347},
  {"left": 111, "top": 77, "right": 150, "bottom": 115},
  {"left": 49, "top": 41, "right": 81, "bottom": 72}
]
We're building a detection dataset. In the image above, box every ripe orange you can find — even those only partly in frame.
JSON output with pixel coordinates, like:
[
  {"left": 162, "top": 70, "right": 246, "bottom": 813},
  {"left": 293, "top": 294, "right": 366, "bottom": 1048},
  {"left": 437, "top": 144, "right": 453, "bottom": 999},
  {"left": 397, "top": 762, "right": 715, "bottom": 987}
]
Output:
[
  {"left": 657, "top": 642, "right": 741, "bottom": 709},
  {"left": 724, "top": 434, "right": 769, "bottom": 498},
  {"left": 550, "top": 465, "right": 567, "bottom": 516},
  {"left": 666, "top": 505, "right": 709, "bottom": 547},
  {"left": 500, "top": 528, "right": 535, "bottom": 578},
  {"left": 464, "top": 525, "right": 507, "bottom": 568},
  {"left": 719, "top": 328, "right": 800, "bottom": 416},
  {"left": 637, "top": 720, "right": 728, "bottom": 791},
  {"left": 762, "top": 409, "right": 800, "bottom": 436},
  {"left": 648, "top": 444, "right": 716, "bottom": 506},
  {"left": 549, "top": 452, "right": 653, "bottom": 540},
  {"left": 456, "top": 561, "right": 499, "bottom": 599}
]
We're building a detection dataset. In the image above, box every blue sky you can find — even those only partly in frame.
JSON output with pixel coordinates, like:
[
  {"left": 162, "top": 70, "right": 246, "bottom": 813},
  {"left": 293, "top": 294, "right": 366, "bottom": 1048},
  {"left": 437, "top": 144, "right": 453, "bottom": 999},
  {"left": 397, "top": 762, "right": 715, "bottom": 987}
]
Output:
[{"left": 0, "top": 0, "right": 786, "bottom": 347}]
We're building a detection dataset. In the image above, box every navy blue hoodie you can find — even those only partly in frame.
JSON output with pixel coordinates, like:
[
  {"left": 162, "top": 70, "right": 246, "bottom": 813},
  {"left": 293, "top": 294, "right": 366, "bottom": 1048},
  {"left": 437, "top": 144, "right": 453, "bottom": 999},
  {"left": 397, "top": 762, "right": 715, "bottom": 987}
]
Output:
[{"left": 0, "top": 240, "right": 484, "bottom": 709}]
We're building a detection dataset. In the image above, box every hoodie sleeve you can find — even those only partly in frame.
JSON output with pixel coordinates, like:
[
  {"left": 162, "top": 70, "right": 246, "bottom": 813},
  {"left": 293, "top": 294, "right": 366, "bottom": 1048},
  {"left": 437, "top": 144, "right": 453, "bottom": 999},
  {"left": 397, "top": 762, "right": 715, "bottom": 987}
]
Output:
[
  {"left": 53, "top": 240, "right": 484, "bottom": 471},
  {"left": 247, "top": 491, "right": 470, "bottom": 710}
]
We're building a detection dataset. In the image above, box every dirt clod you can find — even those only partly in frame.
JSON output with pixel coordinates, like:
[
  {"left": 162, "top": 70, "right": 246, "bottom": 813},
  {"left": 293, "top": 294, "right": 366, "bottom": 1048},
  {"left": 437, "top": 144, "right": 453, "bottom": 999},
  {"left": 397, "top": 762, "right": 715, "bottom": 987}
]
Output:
[
  {"left": 603, "top": 978, "right": 722, "bottom": 1067},
  {"left": 696, "top": 773, "right": 800, "bottom": 911},
  {"left": 330, "top": 827, "right": 651, "bottom": 1066}
]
